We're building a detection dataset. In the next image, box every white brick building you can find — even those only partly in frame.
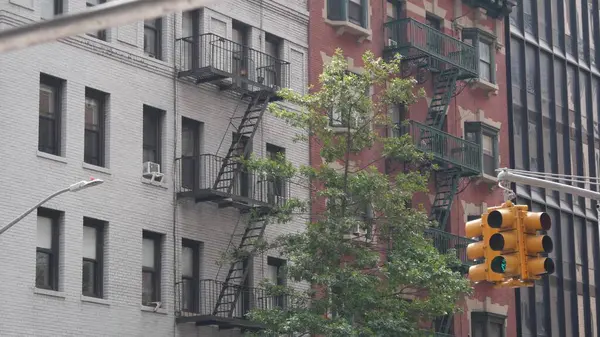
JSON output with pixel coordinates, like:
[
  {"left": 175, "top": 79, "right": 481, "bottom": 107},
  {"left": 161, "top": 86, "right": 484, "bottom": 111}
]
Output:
[{"left": 0, "top": 1, "right": 309, "bottom": 336}]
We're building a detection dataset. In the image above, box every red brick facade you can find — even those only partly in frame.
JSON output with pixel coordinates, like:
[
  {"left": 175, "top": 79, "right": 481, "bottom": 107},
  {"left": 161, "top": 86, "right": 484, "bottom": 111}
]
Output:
[{"left": 307, "top": 0, "right": 516, "bottom": 335}]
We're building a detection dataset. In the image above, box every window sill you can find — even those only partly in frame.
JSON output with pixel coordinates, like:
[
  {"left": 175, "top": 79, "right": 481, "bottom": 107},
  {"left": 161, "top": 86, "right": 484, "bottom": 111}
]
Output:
[
  {"left": 141, "top": 304, "right": 168, "bottom": 314},
  {"left": 470, "top": 78, "right": 499, "bottom": 96},
  {"left": 34, "top": 287, "right": 66, "bottom": 299},
  {"left": 141, "top": 176, "right": 168, "bottom": 189},
  {"left": 324, "top": 19, "right": 372, "bottom": 43},
  {"left": 81, "top": 295, "right": 110, "bottom": 306},
  {"left": 37, "top": 150, "right": 67, "bottom": 164},
  {"left": 82, "top": 162, "right": 112, "bottom": 175}
]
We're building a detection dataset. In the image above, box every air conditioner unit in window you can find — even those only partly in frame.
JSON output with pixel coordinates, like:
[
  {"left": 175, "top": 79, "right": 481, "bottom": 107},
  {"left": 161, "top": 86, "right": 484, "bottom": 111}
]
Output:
[{"left": 143, "top": 161, "right": 163, "bottom": 182}]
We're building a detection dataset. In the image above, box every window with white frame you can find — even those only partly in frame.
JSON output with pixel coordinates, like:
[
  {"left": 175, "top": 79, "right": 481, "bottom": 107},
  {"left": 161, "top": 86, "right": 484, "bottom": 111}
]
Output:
[
  {"left": 462, "top": 28, "right": 497, "bottom": 84},
  {"left": 465, "top": 121, "right": 499, "bottom": 177}
]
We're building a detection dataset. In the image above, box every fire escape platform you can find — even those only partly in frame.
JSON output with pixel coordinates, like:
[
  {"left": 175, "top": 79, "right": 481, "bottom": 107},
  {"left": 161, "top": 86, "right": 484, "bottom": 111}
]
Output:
[
  {"left": 175, "top": 314, "right": 265, "bottom": 330},
  {"left": 178, "top": 188, "right": 277, "bottom": 212},
  {"left": 175, "top": 154, "right": 290, "bottom": 211},
  {"left": 384, "top": 18, "right": 479, "bottom": 80},
  {"left": 176, "top": 33, "right": 290, "bottom": 101},
  {"left": 397, "top": 120, "right": 482, "bottom": 176}
]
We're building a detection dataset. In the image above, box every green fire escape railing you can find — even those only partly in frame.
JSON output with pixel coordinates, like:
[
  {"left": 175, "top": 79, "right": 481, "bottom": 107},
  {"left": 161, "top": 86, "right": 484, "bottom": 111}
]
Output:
[
  {"left": 396, "top": 120, "right": 482, "bottom": 175},
  {"left": 424, "top": 227, "right": 476, "bottom": 267},
  {"left": 384, "top": 18, "right": 478, "bottom": 78}
]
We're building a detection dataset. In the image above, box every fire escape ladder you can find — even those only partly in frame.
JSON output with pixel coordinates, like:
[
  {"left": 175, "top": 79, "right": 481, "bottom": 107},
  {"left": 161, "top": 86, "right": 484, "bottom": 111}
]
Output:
[
  {"left": 212, "top": 90, "right": 274, "bottom": 193},
  {"left": 212, "top": 212, "right": 270, "bottom": 317},
  {"left": 429, "top": 168, "right": 461, "bottom": 230},
  {"left": 424, "top": 67, "right": 459, "bottom": 130}
]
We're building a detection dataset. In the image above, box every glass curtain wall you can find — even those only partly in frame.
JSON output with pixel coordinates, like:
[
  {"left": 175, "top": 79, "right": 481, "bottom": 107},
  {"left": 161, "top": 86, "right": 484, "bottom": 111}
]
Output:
[{"left": 508, "top": 0, "right": 600, "bottom": 335}]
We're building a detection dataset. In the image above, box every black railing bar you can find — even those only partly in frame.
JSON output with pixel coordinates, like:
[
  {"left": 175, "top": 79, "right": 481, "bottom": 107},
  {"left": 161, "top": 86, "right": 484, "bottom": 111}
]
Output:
[{"left": 180, "top": 33, "right": 291, "bottom": 65}]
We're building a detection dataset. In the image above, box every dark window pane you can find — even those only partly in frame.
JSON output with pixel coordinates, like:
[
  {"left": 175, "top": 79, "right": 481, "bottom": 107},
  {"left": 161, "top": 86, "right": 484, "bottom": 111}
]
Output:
[
  {"left": 36, "top": 251, "right": 51, "bottom": 288},
  {"left": 82, "top": 260, "right": 96, "bottom": 295},
  {"left": 576, "top": 0, "right": 586, "bottom": 60},
  {"left": 38, "top": 117, "right": 56, "bottom": 154},
  {"left": 590, "top": 0, "right": 597, "bottom": 66},
  {"left": 538, "top": 0, "right": 550, "bottom": 42},
  {"left": 182, "top": 278, "right": 194, "bottom": 311},
  {"left": 565, "top": 0, "right": 575, "bottom": 55},
  {"left": 327, "top": 0, "right": 345, "bottom": 21},
  {"left": 513, "top": 104, "right": 526, "bottom": 169},
  {"left": 511, "top": 39, "right": 523, "bottom": 88},
  {"left": 142, "top": 271, "right": 155, "bottom": 304},
  {"left": 554, "top": 60, "right": 564, "bottom": 111},
  {"left": 509, "top": 0, "right": 521, "bottom": 29},
  {"left": 347, "top": 0, "right": 362, "bottom": 26},
  {"left": 551, "top": 0, "right": 561, "bottom": 48},
  {"left": 523, "top": 0, "right": 534, "bottom": 34},
  {"left": 84, "top": 130, "right": 100, "bottom": 165},
  {"left": 529, "top": 111, "right": 540, "bottom": 171}
]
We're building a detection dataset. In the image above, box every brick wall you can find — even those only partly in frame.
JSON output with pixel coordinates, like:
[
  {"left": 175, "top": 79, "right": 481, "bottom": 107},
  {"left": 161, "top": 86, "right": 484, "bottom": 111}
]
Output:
[
  {"left": 0, "top": 0, "right": 309, "bottom": 336},
  {"left": 308, "top": 0, "right": 516, "bottom": 336}
]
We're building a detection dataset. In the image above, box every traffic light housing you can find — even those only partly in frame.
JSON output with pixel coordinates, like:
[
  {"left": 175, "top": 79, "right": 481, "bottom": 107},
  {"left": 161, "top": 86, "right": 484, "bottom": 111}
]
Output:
[
  {"left": 465, "top": 203, "right": 515, "bottom": 283},
  {"left": 465, "top": 201, "right": 555, "bottom": 288}
]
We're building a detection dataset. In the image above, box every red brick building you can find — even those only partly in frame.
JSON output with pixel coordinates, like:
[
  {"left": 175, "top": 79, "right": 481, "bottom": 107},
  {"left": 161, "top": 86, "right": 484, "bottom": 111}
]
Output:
[{"left": 307, "top": 0, "right": 517, "bottom": 335}]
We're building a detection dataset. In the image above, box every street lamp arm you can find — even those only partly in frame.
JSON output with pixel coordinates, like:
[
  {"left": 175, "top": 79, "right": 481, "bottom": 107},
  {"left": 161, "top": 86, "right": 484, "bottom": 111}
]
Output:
[{"left": 0, "top": 187, "right": 69, "bottom": 236}]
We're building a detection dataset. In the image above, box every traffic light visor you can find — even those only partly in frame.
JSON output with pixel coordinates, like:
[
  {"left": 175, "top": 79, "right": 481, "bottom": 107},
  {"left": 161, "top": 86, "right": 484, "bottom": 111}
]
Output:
[
  {"left": 523, "top": 211, "right": 551, "bottom": 231},
  {"left": 488, "top": 209, "right": 516, "bottom": 229}
]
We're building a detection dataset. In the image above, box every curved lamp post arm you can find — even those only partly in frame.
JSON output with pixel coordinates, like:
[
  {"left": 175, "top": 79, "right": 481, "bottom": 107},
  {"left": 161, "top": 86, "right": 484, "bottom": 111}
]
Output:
[
  {"left": 0, "top": 178, "right": 103, "bottom": 236},
  {"left": 0, "top": 188, "right": 70, "bottom": 236}
]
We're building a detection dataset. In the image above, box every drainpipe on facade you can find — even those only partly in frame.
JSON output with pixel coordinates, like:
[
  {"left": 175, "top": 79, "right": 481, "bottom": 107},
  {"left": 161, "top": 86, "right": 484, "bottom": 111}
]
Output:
[{"left": 171, "top": 11, "right": 180, "bottom": 337}]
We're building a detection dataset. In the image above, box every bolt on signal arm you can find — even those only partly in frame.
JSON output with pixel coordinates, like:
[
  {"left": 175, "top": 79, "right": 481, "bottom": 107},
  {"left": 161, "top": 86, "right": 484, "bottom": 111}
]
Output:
[{"left": 497, "top": 168, "right": 600, "bottom": 203}]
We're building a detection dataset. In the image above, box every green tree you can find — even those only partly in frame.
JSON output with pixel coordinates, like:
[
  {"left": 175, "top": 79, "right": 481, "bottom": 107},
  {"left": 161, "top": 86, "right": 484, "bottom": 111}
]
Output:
[{"left": 242, "top": 48, "right": 472, "bottom": 337}]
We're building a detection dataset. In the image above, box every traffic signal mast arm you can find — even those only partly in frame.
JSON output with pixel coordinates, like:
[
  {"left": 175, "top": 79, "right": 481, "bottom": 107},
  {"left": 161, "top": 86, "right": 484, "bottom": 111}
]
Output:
[
  {"left": 497, "top": 168, "right": 600, "bottom": 202},
  {"left": 466, "top": 167, "right": 599, "bottom": 288}
]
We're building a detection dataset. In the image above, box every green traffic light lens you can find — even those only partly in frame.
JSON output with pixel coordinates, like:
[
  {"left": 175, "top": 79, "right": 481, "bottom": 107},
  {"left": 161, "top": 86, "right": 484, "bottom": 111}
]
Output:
[{"left": 491, "top": 256, "right": 507, "bottom": 273}]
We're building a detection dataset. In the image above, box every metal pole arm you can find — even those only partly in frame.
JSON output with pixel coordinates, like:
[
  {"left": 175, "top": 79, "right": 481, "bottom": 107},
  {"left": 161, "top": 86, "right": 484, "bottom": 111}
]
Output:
[
  {"left": 497, "top": 168, "right": 600, "bottom": 201},
  {"left": 0, "top": 0, "right": 217, "bottom": 54},
  {"left": 0, "top": 188, "right": 69, "bottom": 236}
]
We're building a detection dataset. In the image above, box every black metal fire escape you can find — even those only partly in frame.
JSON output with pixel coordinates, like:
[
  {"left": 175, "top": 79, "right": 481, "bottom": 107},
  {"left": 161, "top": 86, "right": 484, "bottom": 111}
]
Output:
[{"left": 174, "top": 31, "right": 291, "bottom": 330}]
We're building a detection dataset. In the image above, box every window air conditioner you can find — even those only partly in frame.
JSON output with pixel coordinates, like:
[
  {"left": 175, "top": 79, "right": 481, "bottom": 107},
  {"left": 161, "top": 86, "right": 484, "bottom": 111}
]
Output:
[{"left": 143, "top": 161, "right": 163, "bottom": 182}]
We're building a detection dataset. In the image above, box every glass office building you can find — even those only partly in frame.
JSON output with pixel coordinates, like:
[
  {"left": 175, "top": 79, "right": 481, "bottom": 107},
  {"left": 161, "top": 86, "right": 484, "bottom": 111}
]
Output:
[{"left": 507, "top": 0, "right": 600, "bottom": 336}]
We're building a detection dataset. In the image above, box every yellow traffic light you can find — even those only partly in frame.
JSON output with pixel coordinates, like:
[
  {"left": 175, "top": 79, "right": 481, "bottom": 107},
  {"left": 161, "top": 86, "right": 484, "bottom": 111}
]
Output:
[
  {"left": 466, "top": 202, "right": 516, "bottom": 284},
  {"left": 465, "top": 202, "right": 556, "bottom": 288},
  {"left": 487, "top": 205, "right": 521, "bottom": 278},
  {"left": 520, "top": 209, "right": 555, "bottom": 280}
]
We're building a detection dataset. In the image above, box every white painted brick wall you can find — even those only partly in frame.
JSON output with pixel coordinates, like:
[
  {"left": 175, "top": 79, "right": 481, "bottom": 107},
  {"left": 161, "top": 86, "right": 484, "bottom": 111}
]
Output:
[{"left": 0, "top": 1, "right": 309, "bottom": 336}]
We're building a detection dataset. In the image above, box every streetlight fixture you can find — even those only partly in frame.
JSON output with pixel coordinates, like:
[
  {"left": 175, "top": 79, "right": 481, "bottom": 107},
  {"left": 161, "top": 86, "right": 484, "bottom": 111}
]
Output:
[{"left": 0, "top": 178, "right": 104, "bottom": 236}]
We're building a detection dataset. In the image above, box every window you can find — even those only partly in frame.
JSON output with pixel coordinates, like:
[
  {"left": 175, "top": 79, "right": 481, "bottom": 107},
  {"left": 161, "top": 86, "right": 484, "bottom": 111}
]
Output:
[
  {"left": 329, "top": 72, "right": 369, "bottom": 128},
  {"left": 142, "top": 231, "right": 162, "bottom": 306},
  {"left": 144, "top": 18, "right": 162, "bottom": 59},
  {"left": 347, "top": 0, "right": 364, "bottom": 26},
  {"left": 471, "top": 312, "right": 506, "bottom": 337},
  {"left": 327, "top": 0, "right": 368, "bottom": 28},
  {"left": 38, "top": 73, "right": 64, "bottom": 156},
  {"left": 143, "top": 105, "right": 163, "bottom": 166},
  {"left": 267, "top": 257, "right": 286, "bottom": 308},
  {"left": 465, "top": 122, "right": 499, "bottom": 177},
  {"left": 264, "top": 33, "right": 282, "bottom": 87},
  {"left": 36, "top": 208, "right": 60, "bottom": 290},
  {"left": 266, "top": 144, "right": 286, "bottom": 205},
  {"left": 40, "top": 0, "right": 63, "bottom": 20},
  {"left": 82, "top": 218, "right": 104, "bottom": 298},
  {"left": 84, "top": 88, "right": 107, "bottom": 167},
  {"left": 462, "top": 29, "right": 496, "bottom": 84},
  {"left": 181, "top": 239, "right": 200, "bottom": 313},
  {"left": 86, "top": 0, "right": 107, "bottom": 40}
]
